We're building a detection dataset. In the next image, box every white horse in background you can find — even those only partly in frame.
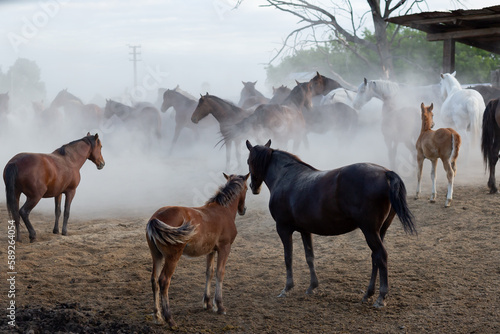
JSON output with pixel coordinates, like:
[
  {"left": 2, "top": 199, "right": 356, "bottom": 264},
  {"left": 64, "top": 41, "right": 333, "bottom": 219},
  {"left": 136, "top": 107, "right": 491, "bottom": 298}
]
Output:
[
  {"left": 320, "top": 88, "right": 357, "bottom": 107},
  {"left": 439, "top": 72, "right": 485, "bottom": 146},
  {"left": 352, "top": 78, "right": 438, "bottom": 169}
]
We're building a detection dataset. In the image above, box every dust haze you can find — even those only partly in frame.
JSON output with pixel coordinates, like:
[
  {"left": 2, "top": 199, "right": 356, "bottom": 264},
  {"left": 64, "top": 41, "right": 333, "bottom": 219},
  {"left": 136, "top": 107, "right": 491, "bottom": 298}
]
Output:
[{"left": 0, "top": 69, "right": 488, "bottom": 226}]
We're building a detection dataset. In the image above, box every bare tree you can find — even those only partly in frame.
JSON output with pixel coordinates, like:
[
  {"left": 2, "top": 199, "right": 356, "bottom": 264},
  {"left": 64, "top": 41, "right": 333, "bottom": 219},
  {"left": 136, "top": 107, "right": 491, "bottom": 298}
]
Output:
[{"left": 260, "top": 0, "right": 462, "bottom": 80}]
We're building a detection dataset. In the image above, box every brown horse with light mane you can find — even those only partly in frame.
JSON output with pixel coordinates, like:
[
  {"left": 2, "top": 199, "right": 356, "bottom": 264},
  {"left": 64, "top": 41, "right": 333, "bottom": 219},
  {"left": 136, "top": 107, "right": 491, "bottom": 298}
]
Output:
[
  {"left": 415, "top": 103, "right": 461, "bottom": 207},
  {"left": 146, "top": 173, "right": 249, "bottom": 328},
  {"left": 3, "top": 133, "right": 105, "bottom": 242}
]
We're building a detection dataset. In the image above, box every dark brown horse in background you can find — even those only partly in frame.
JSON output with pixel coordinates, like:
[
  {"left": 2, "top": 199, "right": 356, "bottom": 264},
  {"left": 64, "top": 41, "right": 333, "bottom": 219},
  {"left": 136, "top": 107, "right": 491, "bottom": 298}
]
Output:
[
  {"left": 469, "top": 85, "right": 500, "bottom": 105},
  {"left": 191, "top": 94, "right": 253, "bottom": 169},
  {"left": 269, "top": 85, "right": 291, "bottom": 104},
  {"left": 237, "top": 81, "right": 269, "bottom": 109},
  {"left": 3, "top": 133, "right": 105, "bottom": 242},
  {"left": 309, "top": 72, "right": 342, "bottom": 96},
  {"left": 50, "top": 89, "right": 103, "bottom": 129},
  {"left": 227, "top": 82, "right": 311, "bottom": 150},
  {"left": 104, "top": 99, "right": 162, "bottom": 144},
  {"left": 146, "top": 173, "right": 249, "bottom": 327},
  {"left": 481, "top": 98, "right": 500, "bottom": 193},
  {"left": 246, "top": 140, "right": 416, "bottom": 308},
  {"left": 161, "top": 88, "right": 199, "bottom": 154}
]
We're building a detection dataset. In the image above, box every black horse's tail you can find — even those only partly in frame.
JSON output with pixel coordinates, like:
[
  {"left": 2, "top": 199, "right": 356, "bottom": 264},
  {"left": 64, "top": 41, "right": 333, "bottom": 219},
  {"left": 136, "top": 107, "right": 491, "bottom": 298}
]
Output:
[
  {"left": 146, "top": 218, "right": 197, "bottom": 247},
  {"left": 386, "top": 171, "right": 417, "bottom": 235},
  {"left": 481, "top": 98, "right": 500, "bottom": 168},
  {"left": 4, "top": 163, "right": 19, "bottom": 221}
]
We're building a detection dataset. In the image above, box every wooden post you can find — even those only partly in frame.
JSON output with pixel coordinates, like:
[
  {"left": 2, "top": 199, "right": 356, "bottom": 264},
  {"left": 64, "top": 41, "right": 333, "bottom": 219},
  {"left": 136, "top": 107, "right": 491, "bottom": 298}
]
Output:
[
  {"left": 491, "top": 70, "right": 500, "bottom": 87},
  {"left": 442, "top": 39, "right": 455, "bottom": 73}
]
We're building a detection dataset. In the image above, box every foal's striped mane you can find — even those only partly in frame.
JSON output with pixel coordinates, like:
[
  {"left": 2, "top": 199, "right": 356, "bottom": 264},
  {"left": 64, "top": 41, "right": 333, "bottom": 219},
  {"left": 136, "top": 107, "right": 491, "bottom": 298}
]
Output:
[
  {"left": 206, "top": 176, "right": 246, "bottom": 207},
  {"left": 55, "top": 136, "right": 96, "bottom": 156}
]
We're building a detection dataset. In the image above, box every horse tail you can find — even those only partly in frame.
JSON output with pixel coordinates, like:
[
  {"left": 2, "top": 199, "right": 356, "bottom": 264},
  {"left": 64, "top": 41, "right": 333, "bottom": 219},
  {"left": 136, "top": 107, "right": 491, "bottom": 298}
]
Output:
[
  {"left": 450, "top": 130, "right": 461, "bottom": 167},
  {"left": 481, "top": 99, "right": 500, "bottom": 168},
  {"left": 467, "top": 98, "right": 482, "bottom": 145},
  {"left": 385, "top": 171, "right": 417, "bottom": 235},
  {"left": 3, "top": 163, "right": 20, "bottom": 221},
  {"left": 146, "top": 218, "right": 196, "bottom": 247}
]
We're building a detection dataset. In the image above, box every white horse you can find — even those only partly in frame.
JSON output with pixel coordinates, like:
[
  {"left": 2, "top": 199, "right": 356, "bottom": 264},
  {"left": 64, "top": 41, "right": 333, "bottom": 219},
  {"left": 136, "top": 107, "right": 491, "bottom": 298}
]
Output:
[
  {"left": 320, "top": 88, "right": 357, "bottom": 107},
  {"left": 439, "top": 72, "right": 485, "bottom": 145},
  {"left": 353, "top": 78, "right": 425, "bottom": 169}
]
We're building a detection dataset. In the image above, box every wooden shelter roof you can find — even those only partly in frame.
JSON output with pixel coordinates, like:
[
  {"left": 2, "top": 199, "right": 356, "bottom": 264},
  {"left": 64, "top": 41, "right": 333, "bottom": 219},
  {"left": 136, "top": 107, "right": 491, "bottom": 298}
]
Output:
[{"left": 386, "top": 5, "right": 500, "bottom": 54}]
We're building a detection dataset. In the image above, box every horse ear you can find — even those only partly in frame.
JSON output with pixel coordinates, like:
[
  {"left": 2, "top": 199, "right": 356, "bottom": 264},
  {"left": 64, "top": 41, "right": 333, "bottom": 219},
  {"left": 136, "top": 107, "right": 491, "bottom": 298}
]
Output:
[
  {"left": 86, "top": 132, "right": 91, "bottom": 136},
  {"left": 223, "top": 172, "right": 229, "bottom": 180},
  {"left": 429, "top": 103, "right": 434, "bottom": 111},
  {"left": 420, "top": 102, "right": 425, "bottom": 110},
  {"left": 253, "top": 81, "right": 257, "bottom": 85},
  {"left": 364, "top": 78, "right": 367, "bottom": 85},
  {"left": 246, "top": 140, "right": 253, "bottom": 151},
  {"left": 244, "top": 173, "right": 250, "bottom": 181},
  {"left": 265, "top": 139, "right": 271, "bottom": 148},
  {"left": 242, "top": 81, "right": 245, "bottom": 85},
  {"left": 94, "top": 133, "right": 99, "bottom": 139},
  {"left": 451, "top": 71, "right": 456, "bottom": 77},
  {"left": 316, "top": 71, "right": 320, "bottom": 76},
  {"left": 440, "top": 73, "right": 444, "bottom": 79},
  {"left": 295, "top": 80, "right": 300, "bottom": 86}
]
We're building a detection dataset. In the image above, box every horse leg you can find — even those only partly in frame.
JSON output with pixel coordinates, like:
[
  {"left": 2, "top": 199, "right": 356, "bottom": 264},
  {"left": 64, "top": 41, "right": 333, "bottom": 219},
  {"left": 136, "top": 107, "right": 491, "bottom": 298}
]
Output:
[
  {"left": 148, "top": 239, "right": 166, "bottom": 324},
  {"left": 61, "top": 190, "right": 76, "bottom": 236},
  {"left": 429, "top": 159, "right": 438, "bottom": 203},
  {"left": 442, "top": 159, "right": 455, "bottom": 207},
  {"left": 234, "top": 139, "right": 242, "bottom": 170},
  {"left": 19, "top": 195, "right": 42, "bottom": 242},
  {"left": 415, "top": 154, "right": 424, "bottom": 200},
  {"left": 385, "top": 137, "right": 397, "bottom": 170},
  {"left": 10, "top": 191, "right": 22, "bottom": 242},
  {"left": 169, "top": 124, "right": 183, "bottom": 155},
  {"left": 213, "top": 244, "right": 231, "bottom": 314},
  {"left": 300, "top": 232, "right": 318, "bottom": 294},
  {"left": 53, "top": 194, "right": 62, "bottom": 234},
  {"left": 361, "top": 229, "right": 388, "bottom": 308},
  {"left": 203, "top": 251, "right": 216, "bottom": 310},
  {"left": 159, "top": 250, "right": 183, "bottom": 328},
  {"left": 277, "top": 226, "right": 294, "bottom": 297},
  {"left": 487, "top": 142, "right": 500, "bottom": 193}
]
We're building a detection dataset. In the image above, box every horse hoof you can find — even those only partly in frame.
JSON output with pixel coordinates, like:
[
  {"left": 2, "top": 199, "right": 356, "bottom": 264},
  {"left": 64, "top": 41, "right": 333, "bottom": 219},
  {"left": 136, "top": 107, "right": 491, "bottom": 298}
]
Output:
[
  {"left": 373, "top": 298, "right": 386, "bottom": 308},
  {"left": 53, "top": 230, "right": 59, "bottom": 234},
  {"left": 29, "top": 237, "right": 37, "bottom": 243},
  {"left": 444, "top": 200, "right": 452, "bottom": 208},
  {"left": 278, "top": 290, "right": 288, "bottom": 298},
  {"left": 429, "top": 199, "right": 436, "bottom": 203}
]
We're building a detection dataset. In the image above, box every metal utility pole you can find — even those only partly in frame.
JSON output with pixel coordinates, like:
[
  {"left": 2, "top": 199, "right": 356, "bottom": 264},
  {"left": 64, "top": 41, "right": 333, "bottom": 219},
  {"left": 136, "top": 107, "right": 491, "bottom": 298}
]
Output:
[{"left": 128, "top": 45, "right": 141, "bottom": 87}]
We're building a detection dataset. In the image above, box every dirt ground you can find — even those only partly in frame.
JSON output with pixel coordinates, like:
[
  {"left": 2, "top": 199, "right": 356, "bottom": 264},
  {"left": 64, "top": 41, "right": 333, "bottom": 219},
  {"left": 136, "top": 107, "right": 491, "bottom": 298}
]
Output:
[{"left": 0, "top": 167, "right": 499, "bottom": 334}]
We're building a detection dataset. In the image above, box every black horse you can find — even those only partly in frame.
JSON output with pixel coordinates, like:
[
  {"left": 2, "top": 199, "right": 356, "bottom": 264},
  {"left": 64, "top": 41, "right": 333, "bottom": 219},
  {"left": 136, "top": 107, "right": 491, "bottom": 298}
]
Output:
[
  {"left": 481, "top": 98, "right": 500, "bottom": 193},
  {"left": 246, "top": 140, "right": 416, "bottom": 308}
]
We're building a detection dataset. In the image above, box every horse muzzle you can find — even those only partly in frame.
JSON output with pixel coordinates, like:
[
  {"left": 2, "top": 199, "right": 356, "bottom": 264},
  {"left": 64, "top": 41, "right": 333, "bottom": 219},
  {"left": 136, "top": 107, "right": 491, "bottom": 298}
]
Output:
[
  {"left": 97, "top": 161, "right": 105, "bottom": 170},
  {"left": 238, "top": 206, "right": 247, "bottom": 216}
]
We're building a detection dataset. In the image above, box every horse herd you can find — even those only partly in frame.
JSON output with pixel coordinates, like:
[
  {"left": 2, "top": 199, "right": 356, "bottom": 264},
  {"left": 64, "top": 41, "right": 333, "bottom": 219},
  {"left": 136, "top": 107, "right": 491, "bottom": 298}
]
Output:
[{"left": 2, "top": 70, "right": 500, "bottom": 328}]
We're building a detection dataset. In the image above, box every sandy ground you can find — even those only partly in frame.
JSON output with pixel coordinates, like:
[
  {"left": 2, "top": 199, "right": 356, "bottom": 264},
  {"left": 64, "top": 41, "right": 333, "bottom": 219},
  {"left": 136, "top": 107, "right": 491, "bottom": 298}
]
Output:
[{"left": 0, "top": 161, "right": 499, "bottom": 333}]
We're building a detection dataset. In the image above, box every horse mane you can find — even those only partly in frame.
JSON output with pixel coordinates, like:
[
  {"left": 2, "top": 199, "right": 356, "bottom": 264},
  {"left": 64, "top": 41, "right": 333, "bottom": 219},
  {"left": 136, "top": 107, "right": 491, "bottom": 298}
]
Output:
[
  {"left": 371, "top": 80, "right": 401, "bottom": 99},
  {"left": 55, "top": 136, "right": 95, "bottom": 156},
  {"left": 208, "top": 95, "right": 243, "bottom": 114},
  {"left": 206, "top": 177, "right": 246, "bottom": 207},
  {"left": 250, "top": 146, "right": 318, "bottom": 181}
]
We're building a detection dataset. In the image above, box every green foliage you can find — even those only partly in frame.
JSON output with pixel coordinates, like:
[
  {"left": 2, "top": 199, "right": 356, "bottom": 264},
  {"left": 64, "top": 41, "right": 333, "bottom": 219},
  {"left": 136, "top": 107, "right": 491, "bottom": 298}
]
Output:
[
  {"left": 5, "top": 58, "right": 46, "bottom": 108},
  {"left": 266, "top": 24, "right": 500, "bottom": 87}
]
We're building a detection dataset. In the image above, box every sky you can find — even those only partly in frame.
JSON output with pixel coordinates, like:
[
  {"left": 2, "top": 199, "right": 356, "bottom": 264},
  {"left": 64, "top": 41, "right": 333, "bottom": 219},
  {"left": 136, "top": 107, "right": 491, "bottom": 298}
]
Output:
[{"left": 0, "top": 0, "right": 498, "bottom": 104}]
